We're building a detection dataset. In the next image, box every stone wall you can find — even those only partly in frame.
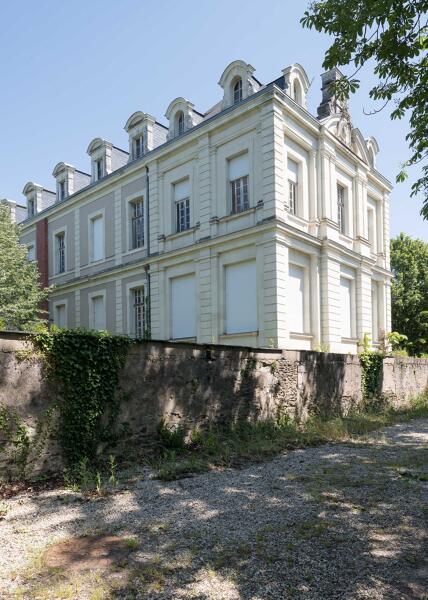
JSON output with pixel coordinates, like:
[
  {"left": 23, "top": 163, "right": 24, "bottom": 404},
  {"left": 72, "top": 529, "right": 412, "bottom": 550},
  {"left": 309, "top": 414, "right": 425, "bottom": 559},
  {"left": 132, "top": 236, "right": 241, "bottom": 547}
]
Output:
[{"left": 0, "top": 332, "right": 427, "bottom": 478}]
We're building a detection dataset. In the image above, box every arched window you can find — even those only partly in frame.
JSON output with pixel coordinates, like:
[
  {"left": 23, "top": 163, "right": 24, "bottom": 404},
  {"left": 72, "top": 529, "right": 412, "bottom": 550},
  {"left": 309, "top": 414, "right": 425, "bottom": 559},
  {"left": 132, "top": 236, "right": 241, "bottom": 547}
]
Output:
[
  {"left": 293, "top": 79, "right": 302, "bottom": 106},
  {"left": 177, "top": 111, "right": 185, "bottom": 135},
  {"left": 233, "top": 78, "right": 243, "bottom": 104}
]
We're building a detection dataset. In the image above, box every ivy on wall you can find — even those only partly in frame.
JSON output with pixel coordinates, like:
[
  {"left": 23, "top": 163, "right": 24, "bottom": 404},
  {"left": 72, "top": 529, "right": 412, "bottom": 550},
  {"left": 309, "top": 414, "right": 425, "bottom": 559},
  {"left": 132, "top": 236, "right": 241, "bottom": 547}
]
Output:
[
  {"left": 359, "top": 351, "right": 383, "bottom": 401},
  {"left": 33, "top": 329, "right": 132, "bottom": 466}
]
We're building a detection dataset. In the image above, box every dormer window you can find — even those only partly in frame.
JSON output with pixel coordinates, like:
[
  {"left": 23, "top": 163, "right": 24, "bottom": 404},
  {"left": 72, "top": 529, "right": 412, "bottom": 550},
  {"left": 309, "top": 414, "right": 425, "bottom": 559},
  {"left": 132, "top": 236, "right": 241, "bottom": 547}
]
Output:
[
  {"left": 177, "top": 112, "right": 185, "bottom": 135},
  {"left": 28, "top": 198, "right": 35, "bottom": 217},
  {"left": 233, "top": 78, "right": 243, "bottom": 104},
  {"left": 134, "top": 136, "right": 144, "bottom": 159},
  {"left": 58, "top": 181, "right": 66, "bottom": 201},
  {"left": 95, "top": 159, "right": 104, "bottom": 181}
]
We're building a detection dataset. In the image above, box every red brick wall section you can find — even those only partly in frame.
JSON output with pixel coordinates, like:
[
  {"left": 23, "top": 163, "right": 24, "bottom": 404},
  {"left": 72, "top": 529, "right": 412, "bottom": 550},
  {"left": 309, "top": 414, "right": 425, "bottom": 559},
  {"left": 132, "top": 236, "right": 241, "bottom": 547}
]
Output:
[{"left": 36, "top": 218, "right": 49, "bottom": 316}]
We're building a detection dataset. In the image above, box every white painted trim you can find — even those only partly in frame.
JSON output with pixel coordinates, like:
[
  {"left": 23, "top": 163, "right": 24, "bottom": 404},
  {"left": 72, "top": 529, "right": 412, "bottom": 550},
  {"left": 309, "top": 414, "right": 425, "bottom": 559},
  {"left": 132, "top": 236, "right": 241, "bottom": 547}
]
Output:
[
  {"left": 51, "top": 225, "right": 68, "bottom": 276},
  {"left": 87, "top": 208, "right": 105, "bottom": 263},
  {"left": 52, "top": 299, "right": 68, "bottom": 328},
  {"left": 88, "top": 289, "right": 107, "bottom": 330}
]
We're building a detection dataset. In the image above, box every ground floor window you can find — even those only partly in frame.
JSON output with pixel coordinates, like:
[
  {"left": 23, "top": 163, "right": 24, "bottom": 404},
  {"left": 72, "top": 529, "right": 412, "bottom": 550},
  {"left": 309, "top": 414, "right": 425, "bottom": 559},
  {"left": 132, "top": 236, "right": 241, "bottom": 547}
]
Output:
[
  {"left": 132, "top": 287, "right": 146, "bottom": 338},
  {"left": 225, "top": 260, "right": 257, "bottom": 334},
  {"left": 170, "top": 274, "right": 196, "bottom": 339}
]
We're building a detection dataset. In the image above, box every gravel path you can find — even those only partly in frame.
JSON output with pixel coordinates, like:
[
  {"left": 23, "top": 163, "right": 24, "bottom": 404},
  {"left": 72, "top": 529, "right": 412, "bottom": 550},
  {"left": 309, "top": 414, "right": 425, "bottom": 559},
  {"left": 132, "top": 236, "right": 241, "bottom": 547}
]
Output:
[{"left": 1, "top": 420, "right": 427, "bottom": 599}]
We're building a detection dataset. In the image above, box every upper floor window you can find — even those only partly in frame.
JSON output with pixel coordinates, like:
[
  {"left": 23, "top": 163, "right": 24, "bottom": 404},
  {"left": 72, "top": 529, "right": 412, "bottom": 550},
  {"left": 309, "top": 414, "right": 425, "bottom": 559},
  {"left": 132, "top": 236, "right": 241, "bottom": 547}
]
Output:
[
  {"left": 95, "top": 158, "right": 104, "bottom": 181},
  {"left": 134, "top": 136, "right": 144, "bottom": 159},
  {"left": 229, "top": 153, "right": 249, "bottom": 214},
  {"left": 177, "top": 112, "right": 185, "bottom": 135},
  {"left": 337, "top": 184, "right": 346, "bottom": 234},
  {"left": 58, "top": 181, "right": 66, "bottom": 201},
  {"left": 131, "top": 199, "right": 144, "bottom": 249},
  {"left": 27, "top": 244, "right": 35, "bottom": 262},
  {"left": 90, "top": 214, "right": 104, "bottom": 262},
  {"left": 233, "top": 78, "right": 243, "bottom": 104},
  {"left": 28, "top": 199, "right": 35, "bottom": 217},
  {"left": 287, "top": 159, "right": 299, "bottom": 215},
  {"left": 132, "top": 287, "right": 146, "bottom": 338},
  {"left": 174, "top": 179, "right": 190, "bottom": 233},
  {"left": 55, "top": 232, "right": 66, "bottom": 274}
]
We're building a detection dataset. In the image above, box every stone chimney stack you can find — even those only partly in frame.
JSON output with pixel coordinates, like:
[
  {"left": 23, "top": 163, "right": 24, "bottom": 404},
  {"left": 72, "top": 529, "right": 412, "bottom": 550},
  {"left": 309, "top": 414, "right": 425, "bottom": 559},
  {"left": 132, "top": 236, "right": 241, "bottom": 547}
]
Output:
[{"left": 317, "top": 67, "right": 347, "bottom": 120}]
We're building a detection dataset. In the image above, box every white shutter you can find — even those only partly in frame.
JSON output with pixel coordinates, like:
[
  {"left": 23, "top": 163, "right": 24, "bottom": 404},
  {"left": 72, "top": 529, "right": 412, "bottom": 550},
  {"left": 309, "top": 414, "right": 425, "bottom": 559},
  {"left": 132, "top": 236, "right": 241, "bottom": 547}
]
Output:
[
  {"left": 287, "top": 158, "right": 298, "bottom": 183},
  {"left": 28, "top": 245, "right": 35, "bottom": 261},
  {"left": 91, "top": 295, "right": 105, "bottom": 330},
  {"left": 171, "top": 275, "right": 196, "bottom": 339},
  {"left": 228, "top": 153, "right": 249, "bottom": 181},
  {"left": 91, "top": 216, "right": 104, "bottom": 261},
  {"left": 55, "top": 304, "right": 66, "bottom": 328},
  {"left": 289, "top": 264, "right": 305, "bottom": 333},
  {"left": 372, "top": 282, "right": 379, "bottom": 341},
  {"left": 225, "top": 261, "right": 257, "bottom": 334},
  {"left": 340, "top": 277, "right": 352, "bottom": 338},
  {"left": 174, "top": 179, "right": 190, "bottom": 201}
]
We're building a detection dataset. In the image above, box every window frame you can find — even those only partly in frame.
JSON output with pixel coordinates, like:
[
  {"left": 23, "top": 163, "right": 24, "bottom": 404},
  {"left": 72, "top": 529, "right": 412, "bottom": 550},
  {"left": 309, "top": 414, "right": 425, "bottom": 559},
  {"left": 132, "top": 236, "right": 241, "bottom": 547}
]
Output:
[
  {"left": 133, "top": 135, "right": 144, "bottom": 159},
  {"left": 88, "top": 290, "right": 106, "bottom": 331},
  {"left": 88, "top": 210, "right": 105, "bottom": 263},
  {"left": 130, "top": 198, "right": 144, "bottom": 249},
  {"left": 55, "top": 231, "right": 66, "bottom": 275},
  {"left": 233, "top": 78, "right": 243, "bottom": 104},
  {"left": 177, "top": 111, "right": 185, "bottom": 135},
  {"left": 175, "top": 197, "right": 190, "bottom": 233},
  {"left": 337, "top": 184, "right": 346, "bottom": 235},
  {"left": 53, "top": 300, "right": 68, "bottom": 329},
  {"left": 95, "top": 158, "right": 104, "bottom": 181},
  {"left": 230, "top": 175, "right": 249, "bottom": 215},
  {"left": 27, "top": 198, "right": 35, "bottom": 217},
  {"left": 58, "top": 180, "right": 66, "bottom": 201},
  {"left": 339, "top": 270, "right": 357, "bottom": 339},
  {"left": 288, "top": 259, "right": 311, "bottom": 335}
]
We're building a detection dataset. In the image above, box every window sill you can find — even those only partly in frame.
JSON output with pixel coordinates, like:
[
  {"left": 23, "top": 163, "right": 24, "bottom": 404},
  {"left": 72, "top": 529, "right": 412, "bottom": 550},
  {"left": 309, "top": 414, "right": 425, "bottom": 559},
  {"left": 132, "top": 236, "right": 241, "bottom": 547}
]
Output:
[
  {"left": 50, "top": 270, "right": 74, "bottom": 281},
  {"left": 164, "top": 226, "right": 199, "bottom": 241},
  {"left": 123, "top": 246, "right": 146, "bottom": 257},
  {"left": 169, "top": 336, "right": 197, "bottom": 343},
  {"left": 285, "top": 213, "right": 309, "bottom": 226},
  {"left": 338, "top": 233, "right": 354, "bottom": 243},
  {"left": 341, "top": 337, "right": 358, "bottom": 344},
  {"left": 289, "top": 332, "right": 313, "bottom": 341},
  {"left": 220, "top": 331, "right": 258, "bottom": 339},
  {"left": 219, "top": 207, "right": 256, "bottom": 224}
]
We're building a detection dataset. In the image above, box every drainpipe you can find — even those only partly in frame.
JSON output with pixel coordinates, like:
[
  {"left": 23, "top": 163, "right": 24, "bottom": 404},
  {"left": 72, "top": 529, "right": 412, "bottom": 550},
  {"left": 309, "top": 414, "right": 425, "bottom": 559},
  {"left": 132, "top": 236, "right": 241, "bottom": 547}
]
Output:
[{"left": 145, "top": 166, "right": 151, "bottom": 337}]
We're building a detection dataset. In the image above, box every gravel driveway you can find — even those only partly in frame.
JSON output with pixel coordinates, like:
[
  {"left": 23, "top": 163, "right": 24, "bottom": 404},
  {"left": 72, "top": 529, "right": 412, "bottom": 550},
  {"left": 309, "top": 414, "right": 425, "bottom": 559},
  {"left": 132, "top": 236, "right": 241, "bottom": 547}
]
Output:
[{"left": 1, "top": 420, "right": 427, "bottom": 600}]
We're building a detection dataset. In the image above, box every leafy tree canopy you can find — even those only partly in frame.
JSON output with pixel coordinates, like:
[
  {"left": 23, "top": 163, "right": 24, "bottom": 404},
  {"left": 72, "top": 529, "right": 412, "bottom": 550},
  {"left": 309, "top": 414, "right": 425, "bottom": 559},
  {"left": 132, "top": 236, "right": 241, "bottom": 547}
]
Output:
[
  {"left": 0, "top": 203, "right": 49, "bottom": 330},
  {"left": 302, "top": 1, "right": 428, "bottom": 218},
  {"left": 390, "top": 233, "right": 428, "bottom": 355}
]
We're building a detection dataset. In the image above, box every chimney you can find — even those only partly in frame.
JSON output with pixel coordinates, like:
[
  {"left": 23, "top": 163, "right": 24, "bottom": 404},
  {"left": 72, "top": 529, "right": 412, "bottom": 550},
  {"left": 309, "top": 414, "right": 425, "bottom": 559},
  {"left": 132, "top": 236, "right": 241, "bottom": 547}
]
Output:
[{"left": 317, "top": 67, "right": 347, "bottom": 120}]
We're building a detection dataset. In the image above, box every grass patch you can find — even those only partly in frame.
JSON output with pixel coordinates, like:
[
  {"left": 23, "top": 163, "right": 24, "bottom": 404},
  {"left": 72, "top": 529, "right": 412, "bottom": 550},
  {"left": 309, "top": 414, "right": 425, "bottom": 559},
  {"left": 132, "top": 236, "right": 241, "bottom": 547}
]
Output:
[{"left": 152, "top": 393, "right": 428, "bottom": 481}]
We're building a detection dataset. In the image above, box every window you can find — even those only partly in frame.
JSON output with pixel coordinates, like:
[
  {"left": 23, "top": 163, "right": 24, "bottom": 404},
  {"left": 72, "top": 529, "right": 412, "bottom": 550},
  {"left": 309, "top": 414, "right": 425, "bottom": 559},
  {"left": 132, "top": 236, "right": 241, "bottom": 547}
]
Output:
[
  {"left": 130, "top": 199, "right": 144, "bottom": 248},
  {"left": 340, "top": 276, "right": 354, "bottom": 338},
  {"left": 337, "top": 184, "right": 346, "bottom": 234},
  {"left": 293, "top": 79, "right": 302, "bottom": 105},
  {"left": 95, "top": 158, "right": 104, "bottom": 180},
  {"left": 225, "top": 261, "right": 257, "bottom": 334},
  {"left": 233, "top": 78, "right": 242, "bottom": 104},
  {"left": 27, "top": 244, "right": 35, "bottom": 261},
  {"left": 289, "top": 264, "right": 306, "bottom": 333},
  {"left": 367, "top": 208, "right": 375, "bottom": 250},
  {"left": 58, "top": 181, "right": 66, "bottom": 201},
  {"left": 372, "top": 282, "right": 379, "bottom": 342},
  {"left": 287, "top": 159, "right": 298, "bottom": 215},
  {"left": 229, "top": 153, "right": 249, "bottom": 214},
  {"left": 28, "top": 199, "right": 35, "bottom": 217},
  {"left": 90, "top": 294, "right": 105, "bottom": 330},
  {"left": 174, "top": 179, "right": 190, "bottom": 233},
  {"left": 134, "top": 136, "right": 144, "bottom": 159},
  {"left": 90, "top": 214, "right": 104, "bottom": 262},
  {"left": 54, "top": 304, "right": 67, "bottom": 328},
  {"left": 55, "top": 232, "right": 66, "bottom": 274},
  {"left": 171, "top": 274, "right": 196, "bottom": 339},
  {"left": 132, "top": 287, "right": 145, "bottom": 338},
  {"left": 177, "top": 112, "right": 185, "bottom": 135}
]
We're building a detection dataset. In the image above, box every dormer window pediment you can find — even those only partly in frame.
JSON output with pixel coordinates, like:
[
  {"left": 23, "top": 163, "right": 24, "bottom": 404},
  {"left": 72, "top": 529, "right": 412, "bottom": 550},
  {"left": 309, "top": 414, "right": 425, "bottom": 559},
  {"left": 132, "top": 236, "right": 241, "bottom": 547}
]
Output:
[
  {"left": 124, "top": 112, "right": 166, "bottom": 160},
  {"left": 165, "top": 98, "right": 201, "bottom": 140},
  {"left": 282, "top": 63, "right": 310, "bottom": 109},
  {"left": 218, "top": 60, "right": 260, "bottom": 109}
]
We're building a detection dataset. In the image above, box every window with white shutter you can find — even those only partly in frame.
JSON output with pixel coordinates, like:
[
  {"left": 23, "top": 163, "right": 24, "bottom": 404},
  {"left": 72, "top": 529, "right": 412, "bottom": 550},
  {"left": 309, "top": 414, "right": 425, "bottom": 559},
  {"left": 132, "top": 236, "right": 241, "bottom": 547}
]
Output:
[
  {"left": 55, "top": 304, "right": 67, "bottom": 328},
  {"left": 90, "top": 215, "right": 104, "bottom": 262},
  {"left": 90, "top": 295, "right": 106, "bottom": 331},
  {"left": 225, "top": 261, "right": 257, "bottom": 334},
  {"left": 288, "top": 264, "right": 305, "bottom": 333},
  {"left": 340, "top": 277, "right": 353, "bottom": 338},
  {"left": 287, "top": 159, "right": 298, "bottom": 215},
  {"left": 228, "top": 153, "right": 249, "bottom": 214},
  {"left": 171, "top": 274, "right": 196, "bottom": 339}
]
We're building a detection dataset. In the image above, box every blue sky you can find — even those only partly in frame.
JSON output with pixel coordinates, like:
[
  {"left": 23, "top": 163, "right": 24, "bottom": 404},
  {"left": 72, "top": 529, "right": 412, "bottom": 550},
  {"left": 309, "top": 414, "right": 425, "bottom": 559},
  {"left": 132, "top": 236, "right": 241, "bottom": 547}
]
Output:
[{"left": 0, "top": 0, "right": 426, "bottom": 240}]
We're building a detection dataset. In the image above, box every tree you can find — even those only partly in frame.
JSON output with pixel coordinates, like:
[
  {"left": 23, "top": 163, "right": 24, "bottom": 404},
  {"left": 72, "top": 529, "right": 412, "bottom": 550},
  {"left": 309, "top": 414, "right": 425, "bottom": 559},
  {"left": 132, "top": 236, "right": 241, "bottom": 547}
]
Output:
[
  {"left": 0, "top": 203, "right": 50, "bottom": 330},
  {"left": 301, "top": 1, "right": 428, "bottom": 218},
  {"left": 390, "top": 233, "right": 428, "bottom": 355}
]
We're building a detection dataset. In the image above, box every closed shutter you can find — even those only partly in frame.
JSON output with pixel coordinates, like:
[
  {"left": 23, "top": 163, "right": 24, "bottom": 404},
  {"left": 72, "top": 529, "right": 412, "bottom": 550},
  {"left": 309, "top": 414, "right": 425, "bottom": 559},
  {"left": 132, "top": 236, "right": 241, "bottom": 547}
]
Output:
[
  {"left": 372, "top": 282, "right": 379, "bottom": 342},
  {"left": 92, "top": 295, "right": 105, "bottom": 331},
  {"left": 287, "top": 158, "right": 298, "bottom": 183},
  {"left": 228, "top": 153, "right": 249, "bottom": 181},
  {"left": 171, "top": 275, "right": 196, "bottom": 339},
  {"left": 340, "top": 277, "right": 352, "bottom": 338},
  {"left": 55, "top": 304, "right": 66, "bottom": 328},
  {"left": 225, "top": 261, "right": 257, "bottom": 334},
  {"left": 289, "top": 264, "right": 305, "bottom": 333},
  {"left": 91, "top": 216, "right": 104, "bottom": 261},
  {"left": 174, "top": 179, "right": 190, "bottom": 201}
]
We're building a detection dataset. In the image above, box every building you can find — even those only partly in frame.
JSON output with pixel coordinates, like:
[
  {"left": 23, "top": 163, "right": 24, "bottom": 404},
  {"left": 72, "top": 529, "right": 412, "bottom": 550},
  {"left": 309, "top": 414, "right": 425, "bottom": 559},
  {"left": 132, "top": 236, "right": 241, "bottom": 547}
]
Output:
[
  {"left": 17, "top": 60, "right": 392, "bottom": 352},
  {"left": 1, "top": 199, "right": 27, "bottom": 224}
]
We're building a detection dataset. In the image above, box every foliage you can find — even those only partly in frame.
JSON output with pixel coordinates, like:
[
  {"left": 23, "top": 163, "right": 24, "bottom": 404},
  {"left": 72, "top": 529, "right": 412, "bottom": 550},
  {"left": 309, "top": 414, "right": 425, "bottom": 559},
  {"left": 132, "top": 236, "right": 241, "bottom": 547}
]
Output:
[
  {"left": 359, "top": 350, "right": 383, "bottom": 400},
  {"left": 390, "top": 233, "right": 428, "bottom": 355},
  {"left": 0, "top": 203, "right": 50, "bottom": 330},
  {"left": 301, "top": 1, "right": 428, "bottom": 218},
  {"left": 33, "top": 329, "right": 132, "bottom": 467},
  {"left": 157, "top": 420, "right": 187, "bottom": 451}
]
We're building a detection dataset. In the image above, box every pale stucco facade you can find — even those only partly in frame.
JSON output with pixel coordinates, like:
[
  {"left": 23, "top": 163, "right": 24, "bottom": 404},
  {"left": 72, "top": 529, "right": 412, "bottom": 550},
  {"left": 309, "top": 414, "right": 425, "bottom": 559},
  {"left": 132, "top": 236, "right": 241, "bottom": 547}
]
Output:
[{"left": 17, "top": 60, "right": 392, "bottom": 353}]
